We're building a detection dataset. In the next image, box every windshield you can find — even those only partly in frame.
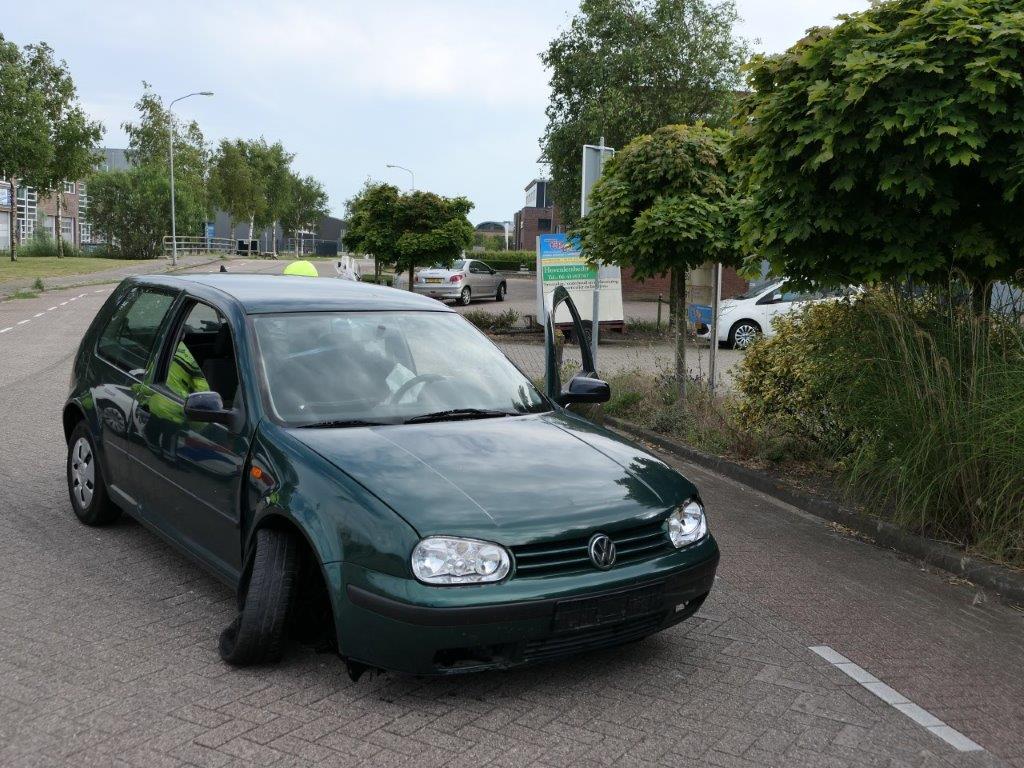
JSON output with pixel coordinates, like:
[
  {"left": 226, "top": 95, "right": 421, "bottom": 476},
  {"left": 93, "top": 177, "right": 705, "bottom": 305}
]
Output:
[
  {"left": 253, "top": 311, "right": 547, "bottom": 426},
  {"left": 731, "top": 280, "right": 782, "bottom": 301}
]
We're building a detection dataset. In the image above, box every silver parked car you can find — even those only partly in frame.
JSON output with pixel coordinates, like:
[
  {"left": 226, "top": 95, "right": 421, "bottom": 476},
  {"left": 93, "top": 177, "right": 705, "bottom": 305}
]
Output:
[{"left": 404, "top": 259, "right": 507, "bottom": 306}]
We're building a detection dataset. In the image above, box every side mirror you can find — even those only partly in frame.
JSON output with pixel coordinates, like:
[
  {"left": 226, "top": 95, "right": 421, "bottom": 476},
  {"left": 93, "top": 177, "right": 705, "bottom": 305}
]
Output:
[
  {"left": 184, "top": 391, "right": 234, "bottom": 425},
  {"left": 489, "top": 269, "right": 496, "bottom": 275},
  {"left": 558, "top": 374, "right": 610, "bottom": 406}
]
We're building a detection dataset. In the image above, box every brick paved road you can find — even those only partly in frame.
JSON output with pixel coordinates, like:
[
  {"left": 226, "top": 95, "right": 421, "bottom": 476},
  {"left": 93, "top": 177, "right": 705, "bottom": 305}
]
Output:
[{"left": 1, "top": 278, "right": 1022, "bottom": 767}]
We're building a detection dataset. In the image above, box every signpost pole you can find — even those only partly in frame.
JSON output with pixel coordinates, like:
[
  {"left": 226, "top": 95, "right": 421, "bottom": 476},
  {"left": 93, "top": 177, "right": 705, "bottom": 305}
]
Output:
[{"left": 708, "top": 262, "right": 722, "bottom": 393}]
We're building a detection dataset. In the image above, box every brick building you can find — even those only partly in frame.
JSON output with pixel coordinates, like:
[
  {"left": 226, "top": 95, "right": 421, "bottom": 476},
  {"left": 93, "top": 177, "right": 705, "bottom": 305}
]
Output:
[
  {"left": 621, "top": 265, "right": 749, "bottom": 302},
  {"left": 0, "top": 178, "right": 89, "bottom": 252},
  {"left": 512, "top": 179, "right": 561, "bottom": 251}
]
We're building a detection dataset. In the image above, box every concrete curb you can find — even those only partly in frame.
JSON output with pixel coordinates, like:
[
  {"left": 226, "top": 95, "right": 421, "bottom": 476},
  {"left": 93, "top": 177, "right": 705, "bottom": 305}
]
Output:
[{"left": 605, "top": 416, "right": 1024, "bottom": 606}]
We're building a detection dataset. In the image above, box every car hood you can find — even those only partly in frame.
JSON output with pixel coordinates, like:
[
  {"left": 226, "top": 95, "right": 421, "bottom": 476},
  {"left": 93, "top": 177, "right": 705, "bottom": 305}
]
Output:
[{"left": 289, "top": 411, "right": 694, "bottom": 544}]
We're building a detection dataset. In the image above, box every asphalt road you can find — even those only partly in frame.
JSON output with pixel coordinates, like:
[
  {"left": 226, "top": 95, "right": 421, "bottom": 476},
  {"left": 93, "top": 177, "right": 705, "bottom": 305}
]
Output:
[{"left": 1, "top": 277, "right": 1022, "bottom": 768}]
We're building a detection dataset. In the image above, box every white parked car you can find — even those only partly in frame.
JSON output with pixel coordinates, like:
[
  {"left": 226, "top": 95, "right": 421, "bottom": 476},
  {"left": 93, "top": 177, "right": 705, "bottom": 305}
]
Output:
[{"left": 703, "top": 280, "right": 853, "bottom": 349}]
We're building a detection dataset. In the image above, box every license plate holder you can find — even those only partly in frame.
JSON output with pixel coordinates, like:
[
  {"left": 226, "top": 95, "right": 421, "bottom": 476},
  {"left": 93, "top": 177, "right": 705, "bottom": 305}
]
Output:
[
  {"left": 425, "top": 278, "right": 444, "bottom": 284},
  {"left": 552, "top": 584, "right": 664, "bottom": 633}
]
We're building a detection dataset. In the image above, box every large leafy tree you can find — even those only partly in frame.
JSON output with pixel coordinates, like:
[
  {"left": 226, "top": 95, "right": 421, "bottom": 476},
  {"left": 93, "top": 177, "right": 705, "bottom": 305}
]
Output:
[
  {"left": 541, "top": 0, "right": 746, "bottom": 224},
  {"left": 732, "top": 0, "right": 1024, "bottom": 299},
  {"left": 23, "top": 42, "right": 103, "bottom": 257},
  {"left": 0, "top": 35, "right": 51, "bottom": 261},
  {"left": 209, "top": 139, "right": 264, "bottom": 240},
  {"left": 279, "top": 173, "right": 329, "bottom": 254},
  {"left": 344, "top": 183, "right": 474, "bottom": 289},
  {"left": 577, "top": 123, "right": 737, "bottom": 392},
  {"left": 87, "top": 165, "right": 205, "bottom": 259},
  {"left": 256, "top": 141, "right": 296, "bottom": 255},
  {"left": 123, "top": 83, "right": 210, "bottom": 214}
]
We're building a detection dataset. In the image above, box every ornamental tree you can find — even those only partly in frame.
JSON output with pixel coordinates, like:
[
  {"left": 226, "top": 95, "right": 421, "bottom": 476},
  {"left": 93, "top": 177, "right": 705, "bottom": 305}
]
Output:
[
  {"left": 732, "top": 0, "right": 1024, "bottom": 298},
  {"left": 0, "top": 35, "right": 51, "bottom": 261},
  {"left": 576, "top": 123, "right": 737, "bottom": 392},
  {"left": 541, "top": 0, "right": 747, "bottom": 224},
  {"left": 344, "top": 183, "right": 474, "bottom": 290}
]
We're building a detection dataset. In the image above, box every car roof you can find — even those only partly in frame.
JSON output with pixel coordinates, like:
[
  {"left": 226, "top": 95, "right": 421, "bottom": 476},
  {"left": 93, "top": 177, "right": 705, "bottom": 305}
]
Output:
[{"left": 130, "top": 273, "right": 454, "bottom": 315}]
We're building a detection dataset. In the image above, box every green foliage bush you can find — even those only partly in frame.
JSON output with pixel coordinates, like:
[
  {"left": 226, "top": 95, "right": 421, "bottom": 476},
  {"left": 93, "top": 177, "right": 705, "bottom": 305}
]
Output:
[
  {"left": 734, "top": 291, "right": 1024, "bottom": 565},
  {"left": 17, "top": 233, "right": 84, "bottom": 259},
  {"left": 461, "top": 308, "right": 522, "bottom": 333},
  {"left": 471, "top": 251, "right": 535, "bottom": 271}
]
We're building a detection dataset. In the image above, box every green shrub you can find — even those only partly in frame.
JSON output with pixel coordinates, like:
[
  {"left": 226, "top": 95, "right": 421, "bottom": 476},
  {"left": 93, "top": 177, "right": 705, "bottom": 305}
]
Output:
[
  {"left": 735, "top": 290, "right": 1024, "bottom": 565},
  {"left": 471, "top": 251, "right": 536, "bottom": 271},
  {"left": 17, "top": 234, "right": 84, "bottom": 259},
  {"left": 462, "top": 308, "right": 521, "bottom": 332}
]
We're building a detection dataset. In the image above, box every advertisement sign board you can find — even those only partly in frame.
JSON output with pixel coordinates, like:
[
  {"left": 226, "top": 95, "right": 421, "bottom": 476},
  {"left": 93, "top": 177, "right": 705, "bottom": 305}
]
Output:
[
  {"left": 536, "top": 234, "right": 623, "bottom": 325},
  {"left": 0, "top": 187, "right": 11, "bottom": 207}
]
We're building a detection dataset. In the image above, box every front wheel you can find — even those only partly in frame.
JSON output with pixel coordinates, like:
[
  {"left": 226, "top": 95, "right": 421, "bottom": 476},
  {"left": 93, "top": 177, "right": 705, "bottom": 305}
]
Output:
[
  {"left": 728, "top": 320, "right": 762, "bottom": 350},
  {"left": 494, "top": 282, "right": 506, "bottom": 302},
  {"left": 459, "top": 286, "right": 472, "bottom": 306},
  {"left": 66, "top": 422, "right": 121, "bottom": 526},
  {"left": 219, "top": 528, "right": 301, "bottom": 666}
]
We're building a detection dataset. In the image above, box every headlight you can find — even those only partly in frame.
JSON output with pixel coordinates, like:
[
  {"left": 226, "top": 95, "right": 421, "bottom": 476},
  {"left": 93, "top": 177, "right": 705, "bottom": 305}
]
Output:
[
  {"left": 668, "top": 500, "right": 707, "bottom": 548},
  {"left": 411, "top": 536, "right": 511, "bottom": 585}
]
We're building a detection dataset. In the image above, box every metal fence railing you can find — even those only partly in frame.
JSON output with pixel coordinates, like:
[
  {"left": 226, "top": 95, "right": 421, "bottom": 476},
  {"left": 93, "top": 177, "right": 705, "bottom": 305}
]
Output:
[{"left": 162, "top": 236, "right": 242, "bottom": 257}]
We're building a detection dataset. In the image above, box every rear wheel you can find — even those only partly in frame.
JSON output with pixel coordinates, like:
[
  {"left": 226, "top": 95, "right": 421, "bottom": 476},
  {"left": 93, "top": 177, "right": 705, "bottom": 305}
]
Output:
[
  {"left": 459, "top": 286, "right": 472, "bottom": 306},
  {"left": 728, "top": 320, "right": 762, "bottom": 349},
  {"left": 66, "top": 422, "right": 121, "bottom": 526},
  {"left": 495, "top": 282, "right": 506, "bottom": 302},
  {"left": 219, "top": 527, "right": 301, "bottom": 666}
]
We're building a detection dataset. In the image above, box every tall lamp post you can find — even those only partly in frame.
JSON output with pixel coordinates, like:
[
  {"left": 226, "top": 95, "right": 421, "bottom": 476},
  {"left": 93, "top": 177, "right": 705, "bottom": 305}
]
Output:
[
  {"left": 385, "top": 164, "right": 415, "bottom": 192},
  {"left": 168, "top": 91, "right": 213, "bottom": 265},
  {"left": 502, "top": 220, "right": 512, "bottom": 251}
]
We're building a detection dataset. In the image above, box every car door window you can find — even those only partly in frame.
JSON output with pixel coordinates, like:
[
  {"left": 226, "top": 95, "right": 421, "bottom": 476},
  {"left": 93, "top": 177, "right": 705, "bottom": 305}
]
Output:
[
  {"left": 159, "top": 301, "right": 240, "bottom": 406},
  {"left": 469, "top": 261, "right": 484, "bottom": 274},
  {"left": 97, "top": 288, "right": 176, "bottom": 373}
]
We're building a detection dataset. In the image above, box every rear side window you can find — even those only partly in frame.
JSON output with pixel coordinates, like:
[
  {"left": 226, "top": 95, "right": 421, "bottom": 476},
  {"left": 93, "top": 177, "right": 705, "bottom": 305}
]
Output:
[{"left": 97, "top": 288, "right": 176, "bottom": 373}]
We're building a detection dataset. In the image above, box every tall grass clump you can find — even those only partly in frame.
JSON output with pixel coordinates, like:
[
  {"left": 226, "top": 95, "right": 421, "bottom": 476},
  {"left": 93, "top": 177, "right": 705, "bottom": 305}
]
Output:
[{"left": 736, "top": 286, "right": 1024, "bottom": 565}]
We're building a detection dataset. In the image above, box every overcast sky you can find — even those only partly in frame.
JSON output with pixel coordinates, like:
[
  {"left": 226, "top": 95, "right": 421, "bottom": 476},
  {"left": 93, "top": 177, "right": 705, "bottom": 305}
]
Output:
[{"left": 6, "top": 0, "right": 869, "bottom": 224}]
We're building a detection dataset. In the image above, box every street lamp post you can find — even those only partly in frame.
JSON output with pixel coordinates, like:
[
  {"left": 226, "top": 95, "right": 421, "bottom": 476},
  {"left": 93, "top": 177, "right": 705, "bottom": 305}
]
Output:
[
  {"left": 385, "top": 164, "right": 415, "bottom": 192},
  {"left": 502, "top": 220, "right": 512, "bottom": 251},
  {"left": 168, "top": 91, "right": 213, "bottom": 266}
]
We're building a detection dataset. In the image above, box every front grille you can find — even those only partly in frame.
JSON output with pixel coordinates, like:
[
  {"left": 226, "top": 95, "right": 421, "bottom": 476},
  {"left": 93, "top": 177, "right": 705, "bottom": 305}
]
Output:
[
  {"left": 511, "top": 519, "right": 671, "bottom": 578},
  {"left": 522, "top": 612, "right": 666, "bottom": 663}
]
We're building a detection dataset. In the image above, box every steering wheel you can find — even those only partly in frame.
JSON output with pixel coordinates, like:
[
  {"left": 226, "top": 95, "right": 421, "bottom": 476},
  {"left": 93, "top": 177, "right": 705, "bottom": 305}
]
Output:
[{"left": 387, "top": 373, "right": 448, "bottom": 405}]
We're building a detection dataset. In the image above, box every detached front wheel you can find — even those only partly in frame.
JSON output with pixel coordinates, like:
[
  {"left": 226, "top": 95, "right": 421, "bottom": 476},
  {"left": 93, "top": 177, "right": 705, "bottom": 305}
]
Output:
[{"left": 219, "top": 528, "right": 301, "bottom": 666}]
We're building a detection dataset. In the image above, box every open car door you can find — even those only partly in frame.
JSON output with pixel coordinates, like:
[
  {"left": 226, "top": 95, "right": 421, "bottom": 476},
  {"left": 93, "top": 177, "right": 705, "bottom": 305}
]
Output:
[{"left": 544, "top": 286, "right": 611, "bottom": 407}]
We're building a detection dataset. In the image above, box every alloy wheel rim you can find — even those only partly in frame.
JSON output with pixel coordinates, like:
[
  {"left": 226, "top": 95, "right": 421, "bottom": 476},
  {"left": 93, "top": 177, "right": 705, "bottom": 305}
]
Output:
[
  {"left": 70, "top": 437, "right": 95, "bottom": 509},
  {"left": 734, "top": 324, "right": 758, "bottom": 348},
  {"left": 461, "top": 288, "right": 470, "bottom": 305}
]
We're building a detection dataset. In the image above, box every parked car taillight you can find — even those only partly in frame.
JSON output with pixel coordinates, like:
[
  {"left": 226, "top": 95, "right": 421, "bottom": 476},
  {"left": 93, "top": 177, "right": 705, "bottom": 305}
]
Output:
[{"left": 450, "top": 274, "right": 464, "bottom": 283}]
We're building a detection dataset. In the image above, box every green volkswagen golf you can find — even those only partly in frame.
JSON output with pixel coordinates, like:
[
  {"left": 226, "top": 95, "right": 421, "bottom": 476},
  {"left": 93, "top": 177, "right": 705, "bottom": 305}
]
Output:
[{"left": 63, "top": 274, "right": 719, "bottom": 676}]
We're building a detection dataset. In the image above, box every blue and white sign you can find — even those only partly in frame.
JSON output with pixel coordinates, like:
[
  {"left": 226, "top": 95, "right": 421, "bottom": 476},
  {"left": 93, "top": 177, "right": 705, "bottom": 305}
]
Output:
[
  {"left": 536, "top": 234, "right": 623, "bottom": 324},
  {"left": 204, "top": 222, "right": 216, "bottom": 240}
]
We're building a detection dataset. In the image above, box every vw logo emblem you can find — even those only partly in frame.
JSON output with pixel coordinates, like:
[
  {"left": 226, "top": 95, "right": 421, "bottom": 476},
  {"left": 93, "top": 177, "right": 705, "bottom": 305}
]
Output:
[{"left": 588, "top": 533, "right": 616, "bottom": 569}]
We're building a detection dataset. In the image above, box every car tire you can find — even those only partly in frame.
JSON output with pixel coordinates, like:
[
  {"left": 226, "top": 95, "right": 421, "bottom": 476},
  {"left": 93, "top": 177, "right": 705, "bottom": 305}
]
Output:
[
  {"left": 66, "top": 422, "right": 121, "bottom": 526},
  {"left": 495, "top": 282, "right": 506, "bottom": 302},
  {"left": 459, "top": 287, "right": 472, "bottom": 306},
  {"left": 728, "top": 320, "right": 762, "bottom": 350},
  {"left": 219, "top": 528, "right": 301, "bottom": 666}
]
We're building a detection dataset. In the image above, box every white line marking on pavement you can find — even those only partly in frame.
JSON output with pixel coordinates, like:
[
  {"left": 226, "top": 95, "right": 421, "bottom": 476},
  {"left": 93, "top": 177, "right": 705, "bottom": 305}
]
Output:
[
  {"left": 60, "top": 301, "right": 68, "bottom": 306},
  {"left": 809, "top": 646, "right": 984, "bottom": 752},
  {"left": 47, "top": 306, "right": 57, "bottom": 311},
  {"left": 94, "top": 289, "right": 104, "bottom": 293},
  {"left": 33, "top": 312, "right": 44, "bottom": 317},
  {"left": 17, "top": 319, "right": 30, "bottom": 325},
  {"left": 0, "top": 327, "right": 11, "bottom": 333},
  {"left": 69, "top": 296, "right": 78, "bottom": 301}
]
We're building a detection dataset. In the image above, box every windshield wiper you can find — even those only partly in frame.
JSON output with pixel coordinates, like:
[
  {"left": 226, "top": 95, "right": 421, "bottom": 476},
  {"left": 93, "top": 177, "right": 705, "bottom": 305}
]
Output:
[
  {"left": 297, "top": 419, "right": 389, "bottom": 429},
  {"left": 404, "top": 408, "right": 512, "bottom": 424}
]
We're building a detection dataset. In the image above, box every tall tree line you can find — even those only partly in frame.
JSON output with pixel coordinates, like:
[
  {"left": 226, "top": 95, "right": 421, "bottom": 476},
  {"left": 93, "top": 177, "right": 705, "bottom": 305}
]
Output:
[{"left": 0, "top": 34, "right": 102, "bottom": 261}]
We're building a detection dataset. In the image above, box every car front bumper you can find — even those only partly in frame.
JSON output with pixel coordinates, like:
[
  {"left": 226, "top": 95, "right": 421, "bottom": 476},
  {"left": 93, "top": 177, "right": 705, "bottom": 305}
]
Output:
[{"left": 329, "top": 535, "right": 719, "bottom": 675}]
